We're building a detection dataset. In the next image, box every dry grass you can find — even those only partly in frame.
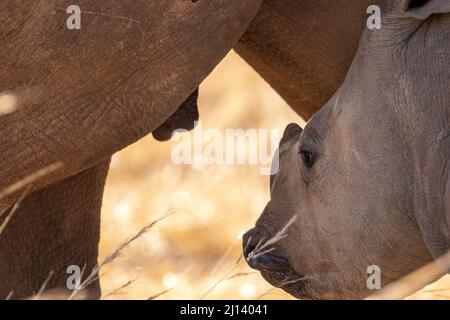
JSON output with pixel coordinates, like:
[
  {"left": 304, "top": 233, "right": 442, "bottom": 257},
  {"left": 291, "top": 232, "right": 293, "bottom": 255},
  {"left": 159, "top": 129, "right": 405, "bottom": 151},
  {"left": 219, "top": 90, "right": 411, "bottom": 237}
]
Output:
[
  {"left": 0, "top": 162, "right": 63, "bottom": 202},
  {"left": 22, "top": 213, "right": 173, "bottom": 300},
  {"left": 69, "top": 212, "right": 174, "bottom": 299},
  {"left": 369, "top": 251, "right": 450, "bottom": 300},
  {"left": 0, "top": 185, "right": 32, "bottom": 236},
  {"left": 246, "top": 215, "right": 298, "bottom": 264}
]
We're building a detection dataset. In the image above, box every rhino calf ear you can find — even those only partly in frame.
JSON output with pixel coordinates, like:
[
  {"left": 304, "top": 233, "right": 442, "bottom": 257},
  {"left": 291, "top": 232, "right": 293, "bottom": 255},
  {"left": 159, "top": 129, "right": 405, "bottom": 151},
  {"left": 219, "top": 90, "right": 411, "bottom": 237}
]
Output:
[
  {"left": 400, "top": 0, "right": 450, "bottom": 19},
  {"left": 279, "top": 123, "right": 302, "bottom": 148}
]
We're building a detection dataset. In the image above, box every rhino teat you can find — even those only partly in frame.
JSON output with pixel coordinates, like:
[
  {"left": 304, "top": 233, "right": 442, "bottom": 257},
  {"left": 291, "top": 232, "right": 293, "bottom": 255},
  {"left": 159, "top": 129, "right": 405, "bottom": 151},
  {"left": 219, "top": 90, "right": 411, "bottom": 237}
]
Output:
[{"left": 152, "top": 88, "right": 199, "bottom": 141}]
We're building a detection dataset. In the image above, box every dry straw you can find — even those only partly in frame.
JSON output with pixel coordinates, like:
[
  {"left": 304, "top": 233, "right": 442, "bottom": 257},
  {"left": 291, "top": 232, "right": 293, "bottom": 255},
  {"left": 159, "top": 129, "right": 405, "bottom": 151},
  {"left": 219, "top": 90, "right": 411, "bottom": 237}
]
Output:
[{"left": 366, "top": 250, "right": 450, "bottom": 300}]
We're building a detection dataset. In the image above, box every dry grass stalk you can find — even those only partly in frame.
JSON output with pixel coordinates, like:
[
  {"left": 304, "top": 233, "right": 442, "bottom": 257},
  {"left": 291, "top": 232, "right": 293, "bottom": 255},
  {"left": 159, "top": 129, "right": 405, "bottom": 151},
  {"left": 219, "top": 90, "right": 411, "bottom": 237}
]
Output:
[
  {"left": 200, "top": 224, "right": 302, "bottom": 300},
  {"left": 207, "top": 239, "right": 239, "bottom": 280},
  {"left": 247, "top": 215, "right": 298, "bottom": 263},
  {"left": 199, "top": 270, "right": 257, "bottom": 299},
  {"left": 199, "top": 253, "right": 247, "bottom": 300},
  {"left": 0, "top": 184, "right": 32, "bottom": 236},
  {"left": 224, "top": 271, "right": 258, "bottom": 281},
  {"left": 200, "top": 215, "right": 299, "bottom": 300},
  {"left": 255, "top": 273, "right": 311, "bottom": 300},
  {"left": 256, "top": 288, "right": 277, "bottom": 300},
  {"left": 197, "top": 238, "right": 240, "bottom": 297},
  {"left": 0, "top": 162, "right": 63, "bottom": 202},
  {"left": 366, "top": 250, "right": 450, "bottom": 300},
  {"left": 256, "top": 287, "right": 294, "bottom": 300},
  {"left": 429, "top": 293, "right": 450, "bottom": 299},
  {"left": 32, "top": 271, "right": 55, "bottom": 300},
  {"left": 102, "top": 278, "right": 138, "bottom": 299},
  {"left": 68, "top": 211, "right": 174, "bottom": 300},
  {"left": 422, "top": 287, "right": 450, "bottom": 293},
  {"left": 148, "top": 288, "right": 172, "bottom": 300}
]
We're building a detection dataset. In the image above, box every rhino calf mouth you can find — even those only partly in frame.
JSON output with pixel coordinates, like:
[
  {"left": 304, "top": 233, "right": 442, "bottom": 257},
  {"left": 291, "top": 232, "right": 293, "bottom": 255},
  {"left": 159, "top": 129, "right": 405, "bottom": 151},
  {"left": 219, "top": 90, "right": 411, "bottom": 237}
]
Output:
[{"left": 243, "top": 228, "right": 308, "bottom": 299}]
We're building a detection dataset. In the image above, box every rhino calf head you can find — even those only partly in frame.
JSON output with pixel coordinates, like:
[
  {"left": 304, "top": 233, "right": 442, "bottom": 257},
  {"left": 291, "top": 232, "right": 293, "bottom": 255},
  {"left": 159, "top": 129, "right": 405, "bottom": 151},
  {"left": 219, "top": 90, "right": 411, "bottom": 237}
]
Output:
[{"left": 244, "top": 0, "right": 450, "bottom": 299}]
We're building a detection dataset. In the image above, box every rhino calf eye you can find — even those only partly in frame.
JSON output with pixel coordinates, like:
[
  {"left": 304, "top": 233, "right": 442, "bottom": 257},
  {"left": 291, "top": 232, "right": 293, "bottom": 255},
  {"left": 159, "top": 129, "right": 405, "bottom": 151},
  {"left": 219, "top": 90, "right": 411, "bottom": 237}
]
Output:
[{"left": 300, "top": 150, "right": 315, "bottom": 168}]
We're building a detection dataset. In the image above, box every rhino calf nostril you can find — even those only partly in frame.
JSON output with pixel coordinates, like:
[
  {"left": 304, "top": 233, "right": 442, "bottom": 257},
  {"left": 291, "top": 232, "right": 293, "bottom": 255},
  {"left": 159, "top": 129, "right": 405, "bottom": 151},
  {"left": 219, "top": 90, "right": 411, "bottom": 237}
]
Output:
[
  {"left": 242, "top": 229, "right": 265, "bottom": 260},
  {"left": 243, "top": 228, "right": 282, "bottom": 266}
]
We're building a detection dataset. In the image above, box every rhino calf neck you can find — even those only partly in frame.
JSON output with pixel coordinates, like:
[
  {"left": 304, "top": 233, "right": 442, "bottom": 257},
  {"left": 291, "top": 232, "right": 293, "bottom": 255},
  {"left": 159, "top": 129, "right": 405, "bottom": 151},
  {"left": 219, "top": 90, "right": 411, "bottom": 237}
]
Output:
[{"left": 244, "top": 0, "right": 450, "bottom": 299}]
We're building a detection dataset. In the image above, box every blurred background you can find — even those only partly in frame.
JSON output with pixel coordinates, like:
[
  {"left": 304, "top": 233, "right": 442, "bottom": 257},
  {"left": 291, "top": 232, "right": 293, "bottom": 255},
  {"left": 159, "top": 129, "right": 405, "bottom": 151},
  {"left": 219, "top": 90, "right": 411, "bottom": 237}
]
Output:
[{"left": 99, "top": 51, "right": 450, "bottom": 300}]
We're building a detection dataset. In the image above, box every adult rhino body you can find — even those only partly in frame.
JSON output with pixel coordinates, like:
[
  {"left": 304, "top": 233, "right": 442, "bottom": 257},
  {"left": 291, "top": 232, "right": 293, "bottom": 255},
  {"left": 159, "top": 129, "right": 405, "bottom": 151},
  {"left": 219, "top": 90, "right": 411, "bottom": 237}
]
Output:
[
  {"left": 244, "top": 0, "right": 450, "bottom": 299},
  {"left": 0, "top": 0, "right": 262, "bottom": 299},
  {"left": 235, "top": 0, "right": 374, "bottom": 120},
  {"left": 0, "top": 0, "right": 262, "bottom": 211}
]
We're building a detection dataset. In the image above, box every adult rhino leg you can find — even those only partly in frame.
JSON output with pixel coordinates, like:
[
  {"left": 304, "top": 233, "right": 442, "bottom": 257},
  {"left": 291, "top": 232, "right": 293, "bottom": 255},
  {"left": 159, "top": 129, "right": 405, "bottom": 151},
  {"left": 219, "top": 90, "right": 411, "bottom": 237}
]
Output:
[
  {"left": 0, "top": 159, "right": 110, "bottom": 300},
  {"left": 235, "top": 0, "right": 373, "bottom": 120}
]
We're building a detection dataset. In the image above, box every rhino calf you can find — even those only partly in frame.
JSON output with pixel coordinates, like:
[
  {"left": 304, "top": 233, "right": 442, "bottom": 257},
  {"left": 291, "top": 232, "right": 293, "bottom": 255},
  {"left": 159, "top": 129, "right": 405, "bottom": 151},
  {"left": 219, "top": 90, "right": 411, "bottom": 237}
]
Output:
[{"left": 244, "top": 0, "right": 450, "bottom": 299}]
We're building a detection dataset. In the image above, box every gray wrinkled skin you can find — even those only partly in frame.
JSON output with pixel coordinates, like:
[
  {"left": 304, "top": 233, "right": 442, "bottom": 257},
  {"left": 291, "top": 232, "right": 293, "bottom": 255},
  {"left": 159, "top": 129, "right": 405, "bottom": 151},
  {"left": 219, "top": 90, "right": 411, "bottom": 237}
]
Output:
[{"left": 244, "top": 0, "right": 450, "bottom": 299}]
